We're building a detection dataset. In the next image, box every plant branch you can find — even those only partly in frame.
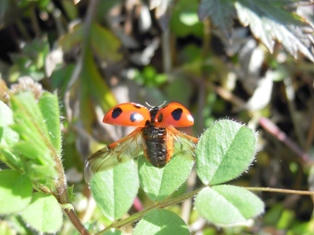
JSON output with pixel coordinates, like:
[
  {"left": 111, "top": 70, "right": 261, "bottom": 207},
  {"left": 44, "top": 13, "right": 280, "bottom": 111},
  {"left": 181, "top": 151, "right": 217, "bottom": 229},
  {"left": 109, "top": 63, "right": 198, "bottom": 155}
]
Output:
[
  {"left": 259, "top": 117, "right": 312, "bottom": 163},
  {"left": 245, "top": 187, "right": 314, "bottom": 196},
  {"left": 64, "top": 208, "right": 90, "bottom": 235}
]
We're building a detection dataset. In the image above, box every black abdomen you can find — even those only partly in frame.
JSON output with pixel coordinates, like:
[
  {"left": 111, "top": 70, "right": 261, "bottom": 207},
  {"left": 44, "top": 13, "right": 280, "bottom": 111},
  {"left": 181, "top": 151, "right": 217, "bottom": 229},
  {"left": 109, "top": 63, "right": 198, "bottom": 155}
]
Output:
[{"left": 142, "top": 125, "right": 167, "bottom": 167}]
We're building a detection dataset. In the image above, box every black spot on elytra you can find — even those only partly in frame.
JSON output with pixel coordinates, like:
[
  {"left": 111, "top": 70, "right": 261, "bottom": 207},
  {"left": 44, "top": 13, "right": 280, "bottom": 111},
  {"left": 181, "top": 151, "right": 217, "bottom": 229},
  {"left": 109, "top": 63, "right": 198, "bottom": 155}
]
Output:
[
  {"left": 171, "top": 108, "right": 183, "bottom": 121},
  {"left": 112, "top": 107, "right": 122, "bottom": 119},
  {"left": 157, "top": 113, "right": 163, "bottom": 122},
  {"left": 133, "top": 104, "right": 142, "bottom": 109},
  {"left": 130, "top": 112, "right": 140, "bottom": 122}
]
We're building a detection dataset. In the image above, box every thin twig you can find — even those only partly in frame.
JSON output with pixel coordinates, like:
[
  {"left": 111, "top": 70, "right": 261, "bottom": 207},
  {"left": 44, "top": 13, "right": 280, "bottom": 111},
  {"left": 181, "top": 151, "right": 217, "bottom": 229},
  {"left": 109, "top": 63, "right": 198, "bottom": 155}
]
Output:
[
  {"left": 283, "top": 76, "right": 305, "bottom": 146},
  {"left": 245, "top": 187, "right": 314, "bottom": 196},
  {"left": 64, "top": 209, "right": 90, "bottom": 235},
  {"left": 208, "top": 83, "right": 245, "bottom": 107},
  {"left": 259, "top": 117, "right": 312, "bottom": 163}
]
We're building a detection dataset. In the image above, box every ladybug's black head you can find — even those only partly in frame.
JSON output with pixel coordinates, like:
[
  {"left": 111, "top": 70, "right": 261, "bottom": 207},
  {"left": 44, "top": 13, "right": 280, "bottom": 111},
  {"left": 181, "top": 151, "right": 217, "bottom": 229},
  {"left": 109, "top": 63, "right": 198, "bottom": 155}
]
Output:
[{"left": 149, "top": 106, "right": 160, "bottom": 121}]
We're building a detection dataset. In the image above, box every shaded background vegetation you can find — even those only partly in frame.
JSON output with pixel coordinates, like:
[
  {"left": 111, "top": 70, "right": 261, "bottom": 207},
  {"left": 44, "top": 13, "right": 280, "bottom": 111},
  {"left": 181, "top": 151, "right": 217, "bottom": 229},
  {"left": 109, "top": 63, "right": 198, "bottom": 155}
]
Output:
[{"left": 0, "top": 0, "right": 314, "bottom": 234}]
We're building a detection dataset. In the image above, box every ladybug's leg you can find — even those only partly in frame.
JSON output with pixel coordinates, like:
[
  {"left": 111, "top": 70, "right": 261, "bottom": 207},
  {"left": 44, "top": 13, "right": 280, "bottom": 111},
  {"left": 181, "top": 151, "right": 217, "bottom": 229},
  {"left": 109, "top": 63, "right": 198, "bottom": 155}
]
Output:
[
  {"left": 167, "top": 126, "right": 198, "bottom": 144},
  {"left": 108, "top": 127, "right": 143, "bottom": 149}
]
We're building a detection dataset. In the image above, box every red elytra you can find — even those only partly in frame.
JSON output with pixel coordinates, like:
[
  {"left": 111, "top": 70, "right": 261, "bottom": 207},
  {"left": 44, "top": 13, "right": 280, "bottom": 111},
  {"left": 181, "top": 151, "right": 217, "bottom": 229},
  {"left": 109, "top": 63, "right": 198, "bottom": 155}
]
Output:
[{"left": 103, "top": 102, "right": 194, "bottom": 128}]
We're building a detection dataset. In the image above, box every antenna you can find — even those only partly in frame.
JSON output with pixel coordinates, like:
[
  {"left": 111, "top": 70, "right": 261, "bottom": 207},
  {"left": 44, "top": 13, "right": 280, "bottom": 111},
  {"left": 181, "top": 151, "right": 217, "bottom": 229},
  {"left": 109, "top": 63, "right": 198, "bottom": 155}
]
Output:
[{"left": 145, "top": 100, "right": 167, "bottom": 108}]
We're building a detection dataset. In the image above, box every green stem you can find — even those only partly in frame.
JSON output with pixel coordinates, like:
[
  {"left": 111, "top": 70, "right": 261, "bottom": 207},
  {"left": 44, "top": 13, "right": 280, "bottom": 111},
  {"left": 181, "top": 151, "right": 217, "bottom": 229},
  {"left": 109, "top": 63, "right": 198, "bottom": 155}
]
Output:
[{"left": 245, "top": 186, "right": 314, "bottom": 196}]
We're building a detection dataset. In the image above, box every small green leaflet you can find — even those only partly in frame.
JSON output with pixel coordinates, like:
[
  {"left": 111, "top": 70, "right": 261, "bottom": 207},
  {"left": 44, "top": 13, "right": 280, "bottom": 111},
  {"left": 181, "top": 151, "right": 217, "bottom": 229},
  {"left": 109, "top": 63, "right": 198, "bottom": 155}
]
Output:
[
  {"left": 196, "top": 119, "right": 256, "bottom": 185},
  {"left": 20, "top": 192, "right": 63, "bottom": 233},
  {"left": 90, "top": 160, "right": 139, "bottom": 220},
  {"left": 195, "top": 185, "right": 264, "bottom": 226},
  {"left": 0, "top": 170, "right": 32, "bottom": 214}
]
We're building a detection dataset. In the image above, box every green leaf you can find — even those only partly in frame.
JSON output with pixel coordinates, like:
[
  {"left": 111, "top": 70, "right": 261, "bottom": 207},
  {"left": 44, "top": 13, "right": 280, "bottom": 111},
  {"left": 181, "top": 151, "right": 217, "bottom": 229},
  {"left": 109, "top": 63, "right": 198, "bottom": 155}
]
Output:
[
  {"left": 38, "top": 92, "right": 62, "bottom": 155},
  {"left": 195, "top": 185, "right": 264, "bottom": 226},
  {"left": 0, "top": 170, "right": 32, "bottom": 214},
  {"left": 58, "top": 23, "right": 82, "bottom": 53},
  {"left": 171, "top": 0, "right": 203, "bottom": 37},
  {"left": 14, "top": 141, "right": 50, "bottom": 161},
  {"left": 10, "top": 92, "right": 59, "bottom": 186},
  {"left": 277, "top": 209, "right": 295, "bottom": 229},
  {"left": 0, "top": 126, "right": 19, "bottom": 147},
  {"left": 139, "top": 152, "right": 194, "bottom": 201},
  {"left": 235, "top": 0, "right": 314, "bottom": 61},
  {"left": 91, "top": 23, "right": 122, "bottom": 62},
  {"left": 0, "top": 148, "right": 22, "bottom": 170},
  {"left": 13, "top": 140, "right": 57, "bottom": 183},
  {"left": 0, "top": 220, "right": 15, "bottom": 235},
  {"left": 11, "top": 92, "right": 49, "bottom": 144},
  {"left": 0, "top": 100, "right": 13, "bottom": 127},
  {"left": 196, "top": 119, "right": 256, "bottom": 185},
  {"left": 59, "top": 23, "right": 122, "bottom": 62},
  {"left": 198, "top": 0, "right": 235, "bottom": 37},
  {"left": 134, "top": 209, "right": 189, "bottom": 235},
  {"left": 20, "top": 192, "right": 63, "bottom": 233},
  {"left": 82, "top": 50, "right": 117, "bottom": 110},
  {"left": 51, "top": 64, "right": 74, "bottom": 97},
  {"left": 61, "top": 0, "right": 78, "bottom": 20},
  {"left": 79, "top": 80, "right": 97, "bottom": 132},
  {"left": 90, "top": 160, "right": 139, "bottom": 220},
  {"left": 80, "top": 50, "right": 116, "bottom": 131}
]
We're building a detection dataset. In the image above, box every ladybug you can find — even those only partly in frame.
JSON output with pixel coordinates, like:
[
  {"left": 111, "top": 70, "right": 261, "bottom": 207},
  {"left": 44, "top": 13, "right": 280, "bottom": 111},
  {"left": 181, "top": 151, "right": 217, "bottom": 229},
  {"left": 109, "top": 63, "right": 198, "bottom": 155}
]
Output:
[{"left": 87, "top": 102, "right": 198, "bottom": 173}]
